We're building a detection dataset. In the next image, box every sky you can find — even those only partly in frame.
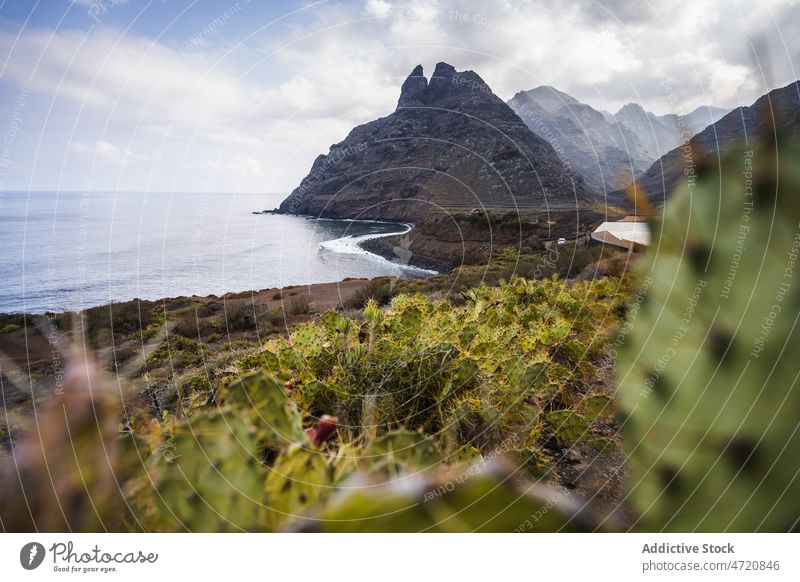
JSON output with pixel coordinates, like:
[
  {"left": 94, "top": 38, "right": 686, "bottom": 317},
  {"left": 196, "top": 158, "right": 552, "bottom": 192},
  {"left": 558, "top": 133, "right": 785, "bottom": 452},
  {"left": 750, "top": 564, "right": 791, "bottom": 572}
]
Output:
[{"left": 0, "top": 0, "right": 797, "bottom": 193}]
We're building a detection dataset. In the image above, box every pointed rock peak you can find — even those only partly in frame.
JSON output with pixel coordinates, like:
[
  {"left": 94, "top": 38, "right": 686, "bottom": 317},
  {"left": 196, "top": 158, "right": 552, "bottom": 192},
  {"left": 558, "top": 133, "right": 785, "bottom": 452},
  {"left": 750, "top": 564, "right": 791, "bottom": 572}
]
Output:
[
  {"left": 511, "top": 85, "right": 580, "bottom": 113},
  {"left": 396, "top": 61, "right": 498, "bottom": 109},
  {"left": 432, "top": 61, "right": 456, "bottom": 80},
  {"left": 397, "top": 64, "right": 428, "bottom": 109},
  {"left": 618, "top": 102, "right": 646, "bottom": 115}
]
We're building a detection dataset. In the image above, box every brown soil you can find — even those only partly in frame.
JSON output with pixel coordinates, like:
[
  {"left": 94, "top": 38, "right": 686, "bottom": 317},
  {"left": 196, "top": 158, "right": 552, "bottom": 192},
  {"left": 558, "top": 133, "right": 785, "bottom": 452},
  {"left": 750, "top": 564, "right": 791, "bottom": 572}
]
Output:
[{"left": 0, "top": 278, "right": 374, "bottom": 458}]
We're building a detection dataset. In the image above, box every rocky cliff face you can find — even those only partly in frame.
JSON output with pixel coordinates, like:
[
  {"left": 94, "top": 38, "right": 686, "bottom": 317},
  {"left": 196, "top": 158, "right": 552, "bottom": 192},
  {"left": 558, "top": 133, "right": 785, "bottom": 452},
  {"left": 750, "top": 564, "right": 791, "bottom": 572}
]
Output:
[
  {"left": 278, "top": 63, "right": 591, "bottom": 222},
  {"left": 507, "top": 87, "right": 727, "bottom": 196},
  {"left": 508, "top": 87, "right": 653, "bottom": 193},
  {"left": 633, "top": 81, "right": 800, "bottom": 205}
]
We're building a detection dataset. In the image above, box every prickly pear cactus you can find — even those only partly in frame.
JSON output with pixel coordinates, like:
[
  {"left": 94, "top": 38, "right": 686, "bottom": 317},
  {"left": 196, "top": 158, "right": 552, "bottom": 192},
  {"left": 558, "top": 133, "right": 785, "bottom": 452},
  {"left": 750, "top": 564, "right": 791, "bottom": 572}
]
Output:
[
  {"left": 363, "top": 429, "right": 441, "bottom": 474},
  {"left": 148, "top": 409, "right": 267, "bottom": 532},
  {"left": 264, "top": 444, "right": 333, "bottom": 530},
  {"left": 617, "top": 133, "right": 800, "bottom": 531},
  {"left": 0, "top": 357, "right": 125, "bottom": 532},
  {"left": 224, "top": 370, "right": 305, "bottom": 449},
  {"left": 301, "top": 460, "right": 596, "bottom": 532}
]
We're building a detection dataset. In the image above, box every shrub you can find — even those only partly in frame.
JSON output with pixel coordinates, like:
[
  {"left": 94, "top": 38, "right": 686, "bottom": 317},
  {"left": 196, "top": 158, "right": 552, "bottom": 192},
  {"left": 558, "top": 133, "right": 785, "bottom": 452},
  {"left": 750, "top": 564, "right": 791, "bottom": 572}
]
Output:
[
  {"left": 287, "top": 295, "right": 311, "bottom": 315},
  {"left": 222, "top": 302, "right": 257, "bottom": 332},
  {"left": 343, "top": 278, "right": 395, "bottom": 309},
  {"left": 84, "top": 301, "right": 153, "bottom": 339}
]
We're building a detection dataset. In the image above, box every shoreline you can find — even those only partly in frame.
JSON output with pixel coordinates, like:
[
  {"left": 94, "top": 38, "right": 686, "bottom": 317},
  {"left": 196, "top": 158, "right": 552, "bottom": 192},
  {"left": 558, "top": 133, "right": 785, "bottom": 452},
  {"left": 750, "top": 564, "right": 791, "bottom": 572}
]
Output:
[
  {"left": 0, "top": 217, "right": 440, "bottom": 317},
  {"left": 320, "top": 222, "right": 446, "bottom": 275},
  {"left": 0, "top": 277, "right": 377, "bottom": 394}
]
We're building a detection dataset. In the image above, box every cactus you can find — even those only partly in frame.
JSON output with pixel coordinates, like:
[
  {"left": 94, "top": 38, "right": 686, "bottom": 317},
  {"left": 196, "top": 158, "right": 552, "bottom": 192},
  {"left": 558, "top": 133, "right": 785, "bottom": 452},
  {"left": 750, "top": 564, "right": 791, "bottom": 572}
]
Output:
[
  {"left": 617, "top": 133, "right": 800, "bottom": 531},
  {"left": 299, "top": 460, "right": 595, "bottom": 532},
  {"left": 363, "top": 429, "right": 441, "bottom": 474},
  {"left": 146, "top": 408, "right": 267, "bottom": 532},
  {"left": 0, "top": 356, "right": 126, "bottom": 531},
  {"left": 264, "top": 444, "right": 334, "bottom": 530},
  {"left": 224, "top": 370, "right": 305, "bottom": 449}
]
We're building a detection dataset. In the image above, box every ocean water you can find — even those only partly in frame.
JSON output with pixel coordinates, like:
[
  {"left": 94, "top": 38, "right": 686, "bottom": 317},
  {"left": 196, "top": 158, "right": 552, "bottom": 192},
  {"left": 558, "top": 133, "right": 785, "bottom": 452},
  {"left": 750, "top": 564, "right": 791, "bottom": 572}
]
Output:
[{"left": 0, "top": 191, "right": 433, "bottom": 313}]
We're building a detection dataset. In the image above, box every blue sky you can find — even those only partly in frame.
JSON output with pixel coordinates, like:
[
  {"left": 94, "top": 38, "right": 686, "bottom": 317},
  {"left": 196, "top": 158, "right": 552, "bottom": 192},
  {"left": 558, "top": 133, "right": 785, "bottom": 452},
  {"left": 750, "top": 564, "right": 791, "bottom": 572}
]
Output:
[{"left": 0, "top": 0, "right": 798, "bottom": 193}]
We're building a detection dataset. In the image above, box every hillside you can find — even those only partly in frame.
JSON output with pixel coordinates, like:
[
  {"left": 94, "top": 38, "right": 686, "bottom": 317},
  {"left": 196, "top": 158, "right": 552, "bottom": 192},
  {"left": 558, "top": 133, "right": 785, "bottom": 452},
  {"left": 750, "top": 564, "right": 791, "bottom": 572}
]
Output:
[
  {"left": 508, "top": 87, "right": 652, "bottom": 192},
  {"left": 632, "top": 80, "right": 800, "bottom": 204},
  {"left": 278, "top": 63, "right": 592, "bottom": 222}
]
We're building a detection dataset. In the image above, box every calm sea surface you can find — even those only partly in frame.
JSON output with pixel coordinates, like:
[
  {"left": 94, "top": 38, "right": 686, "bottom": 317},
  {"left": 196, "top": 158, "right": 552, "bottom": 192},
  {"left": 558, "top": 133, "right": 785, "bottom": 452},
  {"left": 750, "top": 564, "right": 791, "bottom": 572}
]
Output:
[{"left": 0, "top": 191, "right": 432, "bottom": 313}]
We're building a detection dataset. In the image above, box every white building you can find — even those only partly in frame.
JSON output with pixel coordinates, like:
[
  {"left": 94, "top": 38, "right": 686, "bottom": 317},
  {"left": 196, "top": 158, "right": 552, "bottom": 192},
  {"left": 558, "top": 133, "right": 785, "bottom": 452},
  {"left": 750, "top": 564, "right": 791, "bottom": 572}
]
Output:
[{"left": 591, "top": 221, "right": 651, "bottom": 251}]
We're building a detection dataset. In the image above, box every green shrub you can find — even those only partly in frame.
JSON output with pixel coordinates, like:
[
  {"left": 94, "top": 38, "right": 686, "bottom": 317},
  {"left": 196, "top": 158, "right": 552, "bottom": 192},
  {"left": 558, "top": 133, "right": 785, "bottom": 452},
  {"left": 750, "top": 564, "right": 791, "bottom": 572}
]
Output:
[
  {"left": 287, "top": 294, "right": 311, "bottom": 315},
  {"left": 343, "top": 277, "right": 395, "bottom": 309}
]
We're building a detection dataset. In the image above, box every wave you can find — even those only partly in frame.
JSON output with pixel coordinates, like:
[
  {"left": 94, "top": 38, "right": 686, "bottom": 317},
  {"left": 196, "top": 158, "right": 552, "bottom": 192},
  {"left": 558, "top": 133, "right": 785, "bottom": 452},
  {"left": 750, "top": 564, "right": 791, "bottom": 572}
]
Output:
[{"left": 319, "top": 223, "right": 437, "bottom": 275}]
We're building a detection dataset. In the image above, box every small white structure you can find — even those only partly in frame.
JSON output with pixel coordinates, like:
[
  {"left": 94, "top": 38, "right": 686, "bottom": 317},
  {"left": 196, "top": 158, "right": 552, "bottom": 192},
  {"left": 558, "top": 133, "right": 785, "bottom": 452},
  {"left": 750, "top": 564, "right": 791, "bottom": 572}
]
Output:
[{"left": 591, "top": 221, "right": 650, "bottom": 252}]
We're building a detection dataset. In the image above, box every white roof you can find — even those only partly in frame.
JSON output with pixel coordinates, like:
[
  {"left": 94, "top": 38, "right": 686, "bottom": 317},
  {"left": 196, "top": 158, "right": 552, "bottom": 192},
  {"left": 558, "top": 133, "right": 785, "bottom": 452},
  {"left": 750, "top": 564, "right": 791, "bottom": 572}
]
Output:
[{"left": 592, "top": 221, "right": 651, "bottom": 247}]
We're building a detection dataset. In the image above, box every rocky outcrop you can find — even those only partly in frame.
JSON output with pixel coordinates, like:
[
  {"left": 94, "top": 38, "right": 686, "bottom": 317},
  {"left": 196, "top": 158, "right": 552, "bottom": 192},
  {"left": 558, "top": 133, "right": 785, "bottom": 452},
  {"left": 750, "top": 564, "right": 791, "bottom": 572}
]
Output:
[{"left": 278, "top": 63, "right": 591, "bottom": 222}]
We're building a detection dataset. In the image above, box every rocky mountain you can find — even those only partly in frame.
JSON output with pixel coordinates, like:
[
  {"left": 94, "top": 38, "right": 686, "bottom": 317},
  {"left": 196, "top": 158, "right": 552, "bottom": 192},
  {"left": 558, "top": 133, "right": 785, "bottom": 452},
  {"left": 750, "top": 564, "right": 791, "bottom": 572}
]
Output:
[
  {"left": 612, "top": 103, "right": 727, "bottom": 160},
  {"left": 613, "top": 102, "right": 684, "bottom": 160},
  {"left": 508, "top": 87, "right": 727, "bottom": 195},
  {"left": 632, "top": 80, "right": 800, "bottom": 205},
  {"left": 508, "top": 87, "right": 653, "bottom": 193},
  {"left": 658, "top": 105, "right": 729, "bottom": 134},
  {"left": 278, "top": 63, "right": 591, "bottom": 222},
  {"left": 513, "top": 85, "right": 580, "bottom": 113}
]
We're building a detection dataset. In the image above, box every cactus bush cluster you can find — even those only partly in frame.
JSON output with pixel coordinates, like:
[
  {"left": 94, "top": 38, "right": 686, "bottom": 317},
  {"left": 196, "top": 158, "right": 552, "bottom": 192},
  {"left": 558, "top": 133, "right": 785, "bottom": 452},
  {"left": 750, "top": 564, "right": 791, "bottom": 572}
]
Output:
[{"left": 119, "top": 274, "right": 627, "bottom": 531}]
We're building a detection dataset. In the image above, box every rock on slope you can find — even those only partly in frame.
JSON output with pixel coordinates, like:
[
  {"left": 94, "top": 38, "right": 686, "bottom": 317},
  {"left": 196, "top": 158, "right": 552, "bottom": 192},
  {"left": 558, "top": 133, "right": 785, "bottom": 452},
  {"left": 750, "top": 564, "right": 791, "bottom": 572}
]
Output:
[
  {"left": 278, "top": 63, "right": 591, "bottom": 222},
  {"left": 632, "top": 80, "right": 800, "bottom": 205}
]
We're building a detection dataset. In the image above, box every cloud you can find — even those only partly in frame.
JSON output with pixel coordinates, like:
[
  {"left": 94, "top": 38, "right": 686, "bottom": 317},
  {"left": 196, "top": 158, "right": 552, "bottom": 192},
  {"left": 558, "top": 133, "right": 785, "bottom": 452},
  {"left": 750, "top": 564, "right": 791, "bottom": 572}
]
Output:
[
  {"left": 2, "top": 0, "right": 799, "bottom": 192},
  {"left": 208, "top": 155, "right": 263, "bottom": 177},
  {"left": 70, "top": 140, "right": 144, "bottom": 164},
  {"left": 265, "top": 0, "right": 797, "bottom": 116},
  {"left": 366, "top": 0, "right": 393, "bottom": 18}
]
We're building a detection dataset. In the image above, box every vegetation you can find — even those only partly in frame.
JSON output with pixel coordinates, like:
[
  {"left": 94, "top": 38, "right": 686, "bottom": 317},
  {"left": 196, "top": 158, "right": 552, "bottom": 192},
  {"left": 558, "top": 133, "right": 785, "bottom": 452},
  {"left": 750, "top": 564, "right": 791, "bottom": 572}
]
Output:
[
  {"left": 114, "top": 274, "right": 629, "bottom": 531},
  {"left": 616, "top": 133, "right": 800, "bottom": 531},
  {"left": 2, "top": 132, "right": 797, "bottom": 532}
]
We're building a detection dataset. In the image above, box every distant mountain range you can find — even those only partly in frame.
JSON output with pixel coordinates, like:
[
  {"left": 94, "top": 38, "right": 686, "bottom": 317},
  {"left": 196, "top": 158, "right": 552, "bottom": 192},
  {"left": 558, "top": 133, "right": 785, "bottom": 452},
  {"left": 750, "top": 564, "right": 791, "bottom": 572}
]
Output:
[
  {"left": 507, "top": 86, "right": 727, "bottom": 193},
  {"left": 631, "top": 80, "right": 800, "bottom": 205},
  {"left": 278, "top": 63, "right": 590, "bottom": 222},
  {"left": 278, "top": 61, "right": 797, "bottom": 224}
]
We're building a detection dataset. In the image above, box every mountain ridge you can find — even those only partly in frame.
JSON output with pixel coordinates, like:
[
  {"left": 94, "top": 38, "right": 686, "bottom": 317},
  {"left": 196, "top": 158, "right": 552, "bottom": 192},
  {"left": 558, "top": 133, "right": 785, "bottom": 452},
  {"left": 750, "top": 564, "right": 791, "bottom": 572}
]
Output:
[
  {"left": 278, "top": 62, "right": 591, "bottom": 222},
  {"left": 630, "top": 80, "right": 800, "bottom": 205},
  {"left": 508, "top": 86, "right": 728, "bottom": 195}
]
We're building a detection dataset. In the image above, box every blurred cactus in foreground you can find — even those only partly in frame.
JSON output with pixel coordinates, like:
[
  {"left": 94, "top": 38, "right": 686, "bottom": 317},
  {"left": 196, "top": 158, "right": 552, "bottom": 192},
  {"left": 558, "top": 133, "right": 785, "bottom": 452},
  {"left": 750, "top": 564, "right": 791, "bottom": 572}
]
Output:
[
  {"left": 0, "top": 356, "right": 127, "bottom": 531},
  {"left": 617, "top": 131, "right": 800, "bottom": 531}
]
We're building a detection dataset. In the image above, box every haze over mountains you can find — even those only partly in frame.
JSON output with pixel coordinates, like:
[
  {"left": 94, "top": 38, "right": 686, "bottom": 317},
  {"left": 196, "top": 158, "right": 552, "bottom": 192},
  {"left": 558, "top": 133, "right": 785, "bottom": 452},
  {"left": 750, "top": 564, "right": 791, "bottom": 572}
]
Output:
[
  {"left": 508, "top": 86, "right": 727, "bottom": 193},
  {"left": 632, "top": 80, "right": 800, "bottom": 205}
]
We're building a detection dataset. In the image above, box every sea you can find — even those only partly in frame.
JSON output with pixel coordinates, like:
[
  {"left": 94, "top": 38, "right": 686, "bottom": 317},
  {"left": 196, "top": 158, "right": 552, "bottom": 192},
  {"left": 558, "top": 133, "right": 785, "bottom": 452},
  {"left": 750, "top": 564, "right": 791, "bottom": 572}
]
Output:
[{"left": 0, "top": 191, "right": 434, "bottom": 313}]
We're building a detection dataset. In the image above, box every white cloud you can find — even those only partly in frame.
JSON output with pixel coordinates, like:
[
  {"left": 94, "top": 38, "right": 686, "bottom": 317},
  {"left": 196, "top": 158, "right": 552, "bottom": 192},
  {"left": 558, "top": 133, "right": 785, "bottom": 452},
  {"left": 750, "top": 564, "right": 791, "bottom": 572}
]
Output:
[
  {"left": 208, "top": 155, "right": 263, "bottom": 177},
  {"left": 3, "top": 0, "right": 799, "bottom": 192},
  {"left": 366, "top": 0, "right": 393, "bottom": 18},
  {"left": 70, "top": 140, "right": 136, "bottom": 164}
]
